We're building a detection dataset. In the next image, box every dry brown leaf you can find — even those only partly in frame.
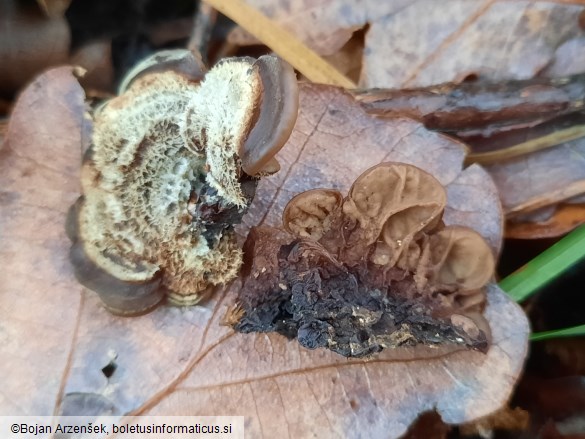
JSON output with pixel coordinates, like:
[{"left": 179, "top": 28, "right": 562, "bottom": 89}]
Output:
[
  {"left": 362, "top": 1, "right": 583, "bottom": 88},
  {"left": 473, "top": 37, "right": 585, "bottom": 225},
  {"left": 228, "top": 0, "right": 584, "bottom": 87},
  {"left": 470, "top": 37, "right": 585, "bottom": 230},
  {"left": 0, "top": 70, "right": 528, "bottom": 438},
  {"left": 227, "top": 0, "right": 376, "bottom": 56},
  {"left": 243, "top": 83, "right": 504, "bottom": 254},
  {"left": 0, "top": 67, "right": 83, "bottom": 414}
]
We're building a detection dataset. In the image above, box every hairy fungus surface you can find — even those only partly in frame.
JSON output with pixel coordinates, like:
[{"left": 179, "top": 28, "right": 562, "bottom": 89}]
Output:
[
  {"left": 230, "top": 162, "right": 495, "bottom": 357},
  {"left": 68, "top": 53, "right": 299, "bottom": 315}
]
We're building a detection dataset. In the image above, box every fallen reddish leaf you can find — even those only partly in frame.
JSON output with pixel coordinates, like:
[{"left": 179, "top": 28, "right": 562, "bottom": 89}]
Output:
[
  {"left": 0, "top": 69, "right": 528, "bottom": 438},
  {"left": 228, "top": 0, "right": 369, "bottom": 56},
  {"left": 228, "top": 0, "right": 584, "bottom": 87},
  {"left": 243, "top": 83, "right": 504, "bottom": 254}
]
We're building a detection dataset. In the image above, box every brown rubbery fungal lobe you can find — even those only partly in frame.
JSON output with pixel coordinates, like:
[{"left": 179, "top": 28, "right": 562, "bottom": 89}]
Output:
[
  {"left": 282, "top": 188, "right": 343, "bottom": 240},
  {"left": 68, "top": 54, "right": 299, "bottom": 315},
  {"left": 239, "top": 56, "right": 300, "bottom": 176},
  {"left": 230, "top": 162, "right": 495, "bottom": 358}
]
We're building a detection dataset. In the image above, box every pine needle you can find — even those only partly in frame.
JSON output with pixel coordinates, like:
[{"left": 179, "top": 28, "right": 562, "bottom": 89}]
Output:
[
  {"left": 530, "top": 324, "right": 585, "bottom": 341},
  {"left": 499, "top": 224, "right": 585, "bottom": 302},
  {"left": 203, "top": 0, "right": 357, "bottom": 88},
  {"left": 467, "top": 124, "right": 585, "bottom": 165}
]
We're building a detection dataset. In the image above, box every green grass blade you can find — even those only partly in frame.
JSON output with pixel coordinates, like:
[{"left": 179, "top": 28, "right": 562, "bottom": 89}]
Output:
[
  {"left": 499, "top": 224, "right": 585, "bottom": 302},
  {"left": 530, "top": 324, "right": 585, "bottom": 341}
]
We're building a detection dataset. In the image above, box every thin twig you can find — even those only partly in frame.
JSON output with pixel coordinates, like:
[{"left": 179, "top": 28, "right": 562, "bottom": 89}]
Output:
[{"left": 188, "top": 2, "right": 218, "bottom": 64}]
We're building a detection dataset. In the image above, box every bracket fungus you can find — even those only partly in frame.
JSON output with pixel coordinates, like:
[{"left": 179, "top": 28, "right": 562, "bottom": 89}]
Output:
[
  {"left": 229, "top": 162, "right": 496, "bottom": 358},
  {"left": 67, "top": 52, "right": 299, "bottom": 315}
]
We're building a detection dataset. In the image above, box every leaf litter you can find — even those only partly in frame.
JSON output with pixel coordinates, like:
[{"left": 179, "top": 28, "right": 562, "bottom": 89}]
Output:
[
  {"left": 0, "top": 68, "right": 529, "bottom": 438},
  {"left": 228, "top": 0, "right": 585, "bottom": 238}
]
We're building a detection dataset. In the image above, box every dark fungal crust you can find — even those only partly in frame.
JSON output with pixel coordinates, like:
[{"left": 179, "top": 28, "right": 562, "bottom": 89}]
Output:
[
  {"left": 232, "top": 227, "right": 490, "bottom": 358},
  {"left": 229, "top": 163, "right": 494, "bottom": 358},
  {"left": 68, "top": 54, "right": 299, "bottom": 314}
]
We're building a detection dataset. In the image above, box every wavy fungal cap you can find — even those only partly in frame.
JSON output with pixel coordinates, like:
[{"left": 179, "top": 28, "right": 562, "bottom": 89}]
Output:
[
  {"left": 284, "top": 163, "right": 495, "bottom": 309},
  {"left": 69, "top": 53, "right": 299, "bottom": 315}
]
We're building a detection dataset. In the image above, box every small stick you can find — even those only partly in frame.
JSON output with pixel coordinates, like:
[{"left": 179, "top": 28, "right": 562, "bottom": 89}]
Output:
[
  {"left": 188, "top": 2, "right": 218, "bottom": 64},
  {"left": 353, "top": 75, "right": 585, "bottom": 134}
]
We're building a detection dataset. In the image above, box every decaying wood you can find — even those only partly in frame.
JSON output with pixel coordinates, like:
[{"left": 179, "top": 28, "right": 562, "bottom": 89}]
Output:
[{"left": 353, "top": 74, "right": 585, "bottom": 135}]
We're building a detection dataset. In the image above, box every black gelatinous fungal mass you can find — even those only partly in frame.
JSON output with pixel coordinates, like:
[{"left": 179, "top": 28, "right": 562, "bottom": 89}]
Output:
[{"left": 228, "top": 163, "right": 495, "bottom": 358}]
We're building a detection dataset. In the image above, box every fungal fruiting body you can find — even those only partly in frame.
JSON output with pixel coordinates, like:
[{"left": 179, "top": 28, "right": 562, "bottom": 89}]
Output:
[
  {"left": 229, "top": 163, "right": 495, "bottom": 358},
  {"left": 68, "top": 52, "right": 299, "bottom": 315}
]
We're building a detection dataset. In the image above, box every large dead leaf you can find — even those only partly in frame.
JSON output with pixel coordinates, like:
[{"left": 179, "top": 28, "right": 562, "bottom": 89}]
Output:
[
  {"left": 241, "top": 84, "right": 504, "bottom": 254},
  {"left": 0, "top": 69, "right": 528, "bottom": 438},
  {"left": 228, "top": 0, "right": 584, "bottom": 87},
  {"left": 0, "top": 67, "right": 83, "bottom": 414}
]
